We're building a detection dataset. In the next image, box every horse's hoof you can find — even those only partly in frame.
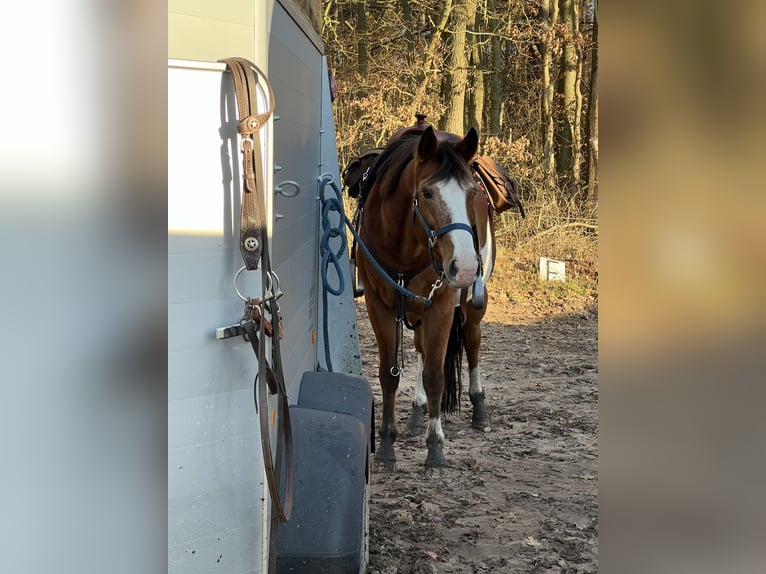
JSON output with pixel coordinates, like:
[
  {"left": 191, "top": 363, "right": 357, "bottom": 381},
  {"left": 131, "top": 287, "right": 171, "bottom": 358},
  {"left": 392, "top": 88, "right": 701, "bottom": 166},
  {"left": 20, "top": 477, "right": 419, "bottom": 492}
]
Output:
[
  {"left": 424, "top": 439, "right": 447, "bottom": 470},
  {"left": 471, "top": 417, "right": 492, "bottom": 433},
  {"left": 406, "top": 406, "right": 427, "bottom": 436},
  {"left": 470, "top": 392, "right": 491, "bottom": 432},
  {"left": 375, "top": 457, "right": 397, "bottom": 472},
  {"left": 407, "top": 419, "right": 425, "bottom": 437}
]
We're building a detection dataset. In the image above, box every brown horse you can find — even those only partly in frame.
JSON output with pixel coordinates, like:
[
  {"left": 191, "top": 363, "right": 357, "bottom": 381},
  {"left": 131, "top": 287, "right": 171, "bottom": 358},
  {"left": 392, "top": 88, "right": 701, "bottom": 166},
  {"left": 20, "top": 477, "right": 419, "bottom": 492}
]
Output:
[{"left": 356, "top": 126, "right": 495, "bottom": 474}]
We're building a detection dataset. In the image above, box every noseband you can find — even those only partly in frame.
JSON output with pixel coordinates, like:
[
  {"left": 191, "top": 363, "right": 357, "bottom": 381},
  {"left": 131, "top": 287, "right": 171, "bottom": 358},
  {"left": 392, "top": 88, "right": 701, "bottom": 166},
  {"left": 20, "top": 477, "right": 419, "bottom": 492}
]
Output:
[{"left": 412, "top": 195, "right": 479, "bottom": 276}]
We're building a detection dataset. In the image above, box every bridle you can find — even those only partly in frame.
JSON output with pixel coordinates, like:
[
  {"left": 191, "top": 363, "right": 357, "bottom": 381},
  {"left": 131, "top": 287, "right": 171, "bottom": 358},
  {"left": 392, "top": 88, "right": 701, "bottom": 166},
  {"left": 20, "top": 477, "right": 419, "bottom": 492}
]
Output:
[
  {"left": 411, "top": 188, "right": 482, "bottom": 280},
  {"left": 218, "top": 57, "right": 293, "bottom": 531}
]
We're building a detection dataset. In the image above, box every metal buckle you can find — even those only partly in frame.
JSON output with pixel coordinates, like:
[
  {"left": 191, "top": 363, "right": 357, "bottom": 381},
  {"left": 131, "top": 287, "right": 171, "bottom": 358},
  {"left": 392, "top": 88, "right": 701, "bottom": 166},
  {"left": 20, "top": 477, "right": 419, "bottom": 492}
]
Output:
[{"left": 240, "top": 135, "right": 253, "bottom": 152}]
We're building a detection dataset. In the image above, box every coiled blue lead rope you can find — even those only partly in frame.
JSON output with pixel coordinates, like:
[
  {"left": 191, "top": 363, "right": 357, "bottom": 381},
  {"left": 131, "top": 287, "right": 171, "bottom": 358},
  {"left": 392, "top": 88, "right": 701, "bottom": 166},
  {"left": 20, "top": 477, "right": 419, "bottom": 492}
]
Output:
[
  {"left": 318, "top": 174, "right": 348, "bottom": 372},
  {"left": 318, "top": 174, "right": 436, "bottom": 371}
]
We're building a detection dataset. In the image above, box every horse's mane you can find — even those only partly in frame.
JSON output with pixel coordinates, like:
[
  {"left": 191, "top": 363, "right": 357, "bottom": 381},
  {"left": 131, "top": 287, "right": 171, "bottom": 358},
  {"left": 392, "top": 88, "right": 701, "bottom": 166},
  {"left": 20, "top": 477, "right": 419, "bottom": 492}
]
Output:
[
  {"left": 374, "top": 133, "right": 475, "bottom": 197},
  {"left": 374, "top": 135, "right": 419, "bottom": 196}
]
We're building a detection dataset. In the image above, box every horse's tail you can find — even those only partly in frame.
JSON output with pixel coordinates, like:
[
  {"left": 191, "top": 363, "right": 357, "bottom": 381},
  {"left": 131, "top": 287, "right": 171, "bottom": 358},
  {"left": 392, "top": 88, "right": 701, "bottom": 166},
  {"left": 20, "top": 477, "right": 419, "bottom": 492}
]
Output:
[{"left": 442, "top": 307, "right": 464, "bottom": 414}]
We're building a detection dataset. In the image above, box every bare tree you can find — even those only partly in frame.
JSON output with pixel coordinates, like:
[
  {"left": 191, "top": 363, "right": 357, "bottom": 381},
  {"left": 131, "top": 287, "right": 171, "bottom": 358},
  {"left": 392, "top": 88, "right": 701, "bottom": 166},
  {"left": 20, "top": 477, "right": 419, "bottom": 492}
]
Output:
[
  {"left": 555, "top": 0, "right": 582, "bottom": 194},
  {"left": 412, "top": 0, "right": 454, "bottom": 112},
  {"left": 487, "top": 0, "right": 502, "bottom": 137},
  {"left": 468, "top": 0, "right": 484, "bottom": 134},
  {"left": 356, "top": 0, "right": 368, "bottom": 77},
  {"left": 443, "top": 0, "right": 471, "bottom": 134},
  {"left": 540, "top": 0, "right": 559, "bottom": 189},
  {"left": 585, "top": 0, "right": 598, "bottom": 202}
]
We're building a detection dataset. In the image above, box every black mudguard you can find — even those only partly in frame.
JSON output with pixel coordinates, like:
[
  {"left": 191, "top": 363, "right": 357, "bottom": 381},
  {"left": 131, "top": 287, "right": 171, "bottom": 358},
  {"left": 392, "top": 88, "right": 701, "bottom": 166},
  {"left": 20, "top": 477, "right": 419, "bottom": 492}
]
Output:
[{"left": 276, "top": 371, "right": 373, "bottom": 573}]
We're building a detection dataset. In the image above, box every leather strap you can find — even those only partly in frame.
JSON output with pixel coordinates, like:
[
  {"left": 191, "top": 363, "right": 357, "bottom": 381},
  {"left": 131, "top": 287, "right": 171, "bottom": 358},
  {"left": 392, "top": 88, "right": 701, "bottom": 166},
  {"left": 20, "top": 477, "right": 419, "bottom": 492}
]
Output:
[
  {"left": 219, "top": 57, "right": 293, "bottom": 523},
  {"left": 219, "top": 57, "right": 275, "bottom": 271},
  {"left": 243, "top": 317, "right": 294, "bottom": 524}
]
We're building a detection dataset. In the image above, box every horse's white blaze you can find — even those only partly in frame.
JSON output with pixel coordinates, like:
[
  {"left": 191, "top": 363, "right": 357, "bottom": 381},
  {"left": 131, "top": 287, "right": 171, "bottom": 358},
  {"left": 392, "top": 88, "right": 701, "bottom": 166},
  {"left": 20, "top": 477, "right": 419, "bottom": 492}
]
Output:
[
  {"left": 427, "top": 416, "right": 445, "bottom": 442},
  {"left": 469, "top": 365, "right": 482, "bottom": 396},
  {"left": 414, "top": 352, "right": 427, "bottom": 407},
  {"left": 437, "top": 178, "right": 478, "bottom": 285}
]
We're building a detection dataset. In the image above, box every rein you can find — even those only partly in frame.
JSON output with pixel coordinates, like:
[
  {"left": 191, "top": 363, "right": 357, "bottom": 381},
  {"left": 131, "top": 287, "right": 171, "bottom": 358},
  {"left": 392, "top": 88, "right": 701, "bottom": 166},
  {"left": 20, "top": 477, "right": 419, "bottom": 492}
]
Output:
[
  {"left": 219, "top": 57, "right": 293, "bottom": 527},
  {"left": 348, "top": 206, "right": 439, "bottom": 308}
]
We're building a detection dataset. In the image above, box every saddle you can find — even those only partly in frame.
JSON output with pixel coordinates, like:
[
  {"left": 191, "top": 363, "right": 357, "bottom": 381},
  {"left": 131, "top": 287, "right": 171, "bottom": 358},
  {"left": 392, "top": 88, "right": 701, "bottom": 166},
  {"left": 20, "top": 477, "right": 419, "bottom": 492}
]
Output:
[
  {"left": 340, "top": 147, "right": 385, "bottom": 199},
  {"left": 387, "top": 114, "right": 458, "bottom": 146},
  {"left": 472, "top": 156, "right": 526, "bottom": 217},
  {"left": 341, "top": 115, "right": 525, "bottom": 217}
]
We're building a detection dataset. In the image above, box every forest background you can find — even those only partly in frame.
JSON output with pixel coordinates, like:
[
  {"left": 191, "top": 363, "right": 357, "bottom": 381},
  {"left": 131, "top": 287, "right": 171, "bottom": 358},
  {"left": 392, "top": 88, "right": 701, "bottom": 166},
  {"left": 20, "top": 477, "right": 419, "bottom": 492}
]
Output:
[{"left": 316, "top": 0, "right": 599, "bottom": 306}]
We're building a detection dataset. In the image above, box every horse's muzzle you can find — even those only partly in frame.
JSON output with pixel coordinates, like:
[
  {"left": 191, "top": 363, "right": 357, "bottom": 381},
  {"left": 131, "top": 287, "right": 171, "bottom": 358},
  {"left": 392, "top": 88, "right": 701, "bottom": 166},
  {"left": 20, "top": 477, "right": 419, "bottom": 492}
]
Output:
[{"left": 446, "top": 255, "right": 479, "bottom": 288}]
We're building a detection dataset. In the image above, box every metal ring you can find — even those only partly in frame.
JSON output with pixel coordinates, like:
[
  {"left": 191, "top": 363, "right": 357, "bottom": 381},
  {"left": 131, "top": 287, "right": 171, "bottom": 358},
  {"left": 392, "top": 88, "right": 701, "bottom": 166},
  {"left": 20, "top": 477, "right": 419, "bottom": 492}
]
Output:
[
  {"left": 233, "top": 266, "right": 249, "bottom": 302},
  {"left": 264, "top": 270, "right": 273, "bottom": 299},
  {"left": 234, "top": 267, "right": 279, "bottom": 302},
  {"left": 234, "top": 265, "right": 261, "bottom": 302},
  {"left": 275, "top": 180, "right": 301, "bottom": 198},
  {"left": 268, "top": 270, "right": 281, "bottom": 297}
]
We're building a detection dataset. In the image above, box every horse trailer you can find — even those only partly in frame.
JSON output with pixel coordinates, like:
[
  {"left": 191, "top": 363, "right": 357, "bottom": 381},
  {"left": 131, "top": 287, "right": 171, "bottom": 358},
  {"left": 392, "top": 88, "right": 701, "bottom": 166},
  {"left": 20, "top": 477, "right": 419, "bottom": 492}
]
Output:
[{"left": 168, "top": 2, "right": 371, "bottom": 572}]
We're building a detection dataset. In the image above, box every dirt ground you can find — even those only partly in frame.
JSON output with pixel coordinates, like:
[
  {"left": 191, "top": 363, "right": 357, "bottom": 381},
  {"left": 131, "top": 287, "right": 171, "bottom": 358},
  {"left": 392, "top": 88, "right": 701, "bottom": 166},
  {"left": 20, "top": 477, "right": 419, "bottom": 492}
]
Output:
[{"left": 356, "top": 280, "right": 598, "bottom": 573}]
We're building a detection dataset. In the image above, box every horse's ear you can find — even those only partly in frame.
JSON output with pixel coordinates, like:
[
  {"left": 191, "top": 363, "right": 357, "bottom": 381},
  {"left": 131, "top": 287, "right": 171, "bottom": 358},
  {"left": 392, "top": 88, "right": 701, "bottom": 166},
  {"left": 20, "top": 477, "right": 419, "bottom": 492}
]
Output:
[
  {"left": 417, "top": 125, "right": 438, "bottom": 161},
  {"left": 456, "top": 127, "right": 479, "bottom": 162}
]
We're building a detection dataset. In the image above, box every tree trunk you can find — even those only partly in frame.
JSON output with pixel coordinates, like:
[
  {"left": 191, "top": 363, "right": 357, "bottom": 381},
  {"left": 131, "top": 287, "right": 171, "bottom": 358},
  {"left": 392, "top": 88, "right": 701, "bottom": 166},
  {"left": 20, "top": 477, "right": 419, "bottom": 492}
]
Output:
[
  {"left": 399, "top": 0, "right": 415, "bottom": 58},
  {"left": 540, "top": 0, "right": 558, "bottom": 189},
  {"left": 468, "top": 0, "right": 483, "bottom": 134},
  {"left": 586, "top": 0, "right": 598, "bottom": 203},
  {"left": 555, "top": 0, "right": 580, "bottom": 194},
  {"left": 443, "top": 0, "right": 470, "bottom": 134},
  {"left": 488, "top": 0, "right": 502, "bottom": 136},
  {"left": 412, "top": 0, "right": 453, "bottom": 112},
  {"left": 356, "top": 0, "right": 368, "bottom": 77},
  {"left": 572, "top": 0, "right": 584, "bottom": 199}
]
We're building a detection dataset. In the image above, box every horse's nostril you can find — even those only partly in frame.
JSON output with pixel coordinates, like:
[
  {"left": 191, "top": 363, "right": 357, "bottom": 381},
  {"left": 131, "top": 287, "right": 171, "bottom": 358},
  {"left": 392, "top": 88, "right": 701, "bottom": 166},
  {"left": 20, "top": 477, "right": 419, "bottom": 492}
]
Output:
[{"left": 448, "top": 260, "right": 458, "bottom": 279}]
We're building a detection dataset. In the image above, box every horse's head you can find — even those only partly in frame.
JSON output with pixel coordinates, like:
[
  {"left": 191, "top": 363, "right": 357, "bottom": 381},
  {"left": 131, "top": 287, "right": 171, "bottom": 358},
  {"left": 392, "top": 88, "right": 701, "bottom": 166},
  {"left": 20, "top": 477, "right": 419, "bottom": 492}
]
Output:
[{"left": 412, "top": 126, "right": 481, "bottom": 289}]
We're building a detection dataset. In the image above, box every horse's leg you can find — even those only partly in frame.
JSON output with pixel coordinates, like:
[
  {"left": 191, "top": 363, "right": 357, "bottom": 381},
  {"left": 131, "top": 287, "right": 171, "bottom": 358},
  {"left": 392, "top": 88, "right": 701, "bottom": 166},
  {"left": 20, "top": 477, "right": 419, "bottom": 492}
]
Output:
[
  {"left": 463, "top": 296, "right": 491, "bottom": 431},
  {"left": 420, "top": 310, "right": 452, "bottom": 474},
  {"left": 406, "top": 330, "right": 427, "bottom": 436},
  {"left": 365, "top": 297, "right": 400, "bottom": 471}
]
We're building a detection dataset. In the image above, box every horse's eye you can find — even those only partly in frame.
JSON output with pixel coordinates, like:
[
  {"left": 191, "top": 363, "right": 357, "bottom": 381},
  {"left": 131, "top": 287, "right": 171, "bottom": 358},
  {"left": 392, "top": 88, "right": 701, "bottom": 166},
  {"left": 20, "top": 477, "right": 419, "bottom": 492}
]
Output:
[{"left": 421, "top": 188, "right": 433, "bottom": 199}]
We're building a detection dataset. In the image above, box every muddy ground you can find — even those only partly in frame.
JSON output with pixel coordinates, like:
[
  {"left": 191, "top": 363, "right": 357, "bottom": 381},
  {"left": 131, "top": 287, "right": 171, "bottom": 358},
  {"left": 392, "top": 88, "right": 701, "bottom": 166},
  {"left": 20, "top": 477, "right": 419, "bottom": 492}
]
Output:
[{"left": 356, "top": 292, "right": 598, "bottom": 574}]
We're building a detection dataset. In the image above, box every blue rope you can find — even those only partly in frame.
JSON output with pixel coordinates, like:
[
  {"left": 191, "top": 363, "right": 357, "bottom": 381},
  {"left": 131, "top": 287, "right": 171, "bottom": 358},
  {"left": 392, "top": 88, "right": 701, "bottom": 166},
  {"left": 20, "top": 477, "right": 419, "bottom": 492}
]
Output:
[
  {"left": 319, "top": 175, "right": 433, "bottom": 305},
  {"left": 318, "top": 174, "right": 348, "bottom": 372},
  {"left": 317, "top": 174, "right": 436, "bottom": 371}
]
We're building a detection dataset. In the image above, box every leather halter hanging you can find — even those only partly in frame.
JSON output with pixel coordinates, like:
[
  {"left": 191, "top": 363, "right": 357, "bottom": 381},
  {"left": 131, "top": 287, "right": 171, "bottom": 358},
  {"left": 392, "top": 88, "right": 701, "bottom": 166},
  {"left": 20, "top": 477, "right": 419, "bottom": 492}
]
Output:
[{"left": 219, "top": 57, "right": 293, "bottom": 524}]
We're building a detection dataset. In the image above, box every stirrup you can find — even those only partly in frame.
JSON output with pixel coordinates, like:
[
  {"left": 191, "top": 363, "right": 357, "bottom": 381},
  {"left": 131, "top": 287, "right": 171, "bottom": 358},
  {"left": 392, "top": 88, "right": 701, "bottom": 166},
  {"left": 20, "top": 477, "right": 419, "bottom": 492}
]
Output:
[
  {"left": 471, "top": 276, "right": 485, "bottom": 309},
  {"left": 351, "top": 258, "right": 364, "bottom": 298}
]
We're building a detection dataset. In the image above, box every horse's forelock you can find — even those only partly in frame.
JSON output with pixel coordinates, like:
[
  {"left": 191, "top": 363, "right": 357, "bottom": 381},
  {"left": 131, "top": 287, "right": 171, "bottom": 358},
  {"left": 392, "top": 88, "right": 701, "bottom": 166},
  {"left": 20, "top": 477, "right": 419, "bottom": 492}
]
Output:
[
  {"left": 424, "top": 142, "right": 475, "bottom": 190},
  {"left": 374, "top": 134, "right": 474, "bottom": 195}
]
